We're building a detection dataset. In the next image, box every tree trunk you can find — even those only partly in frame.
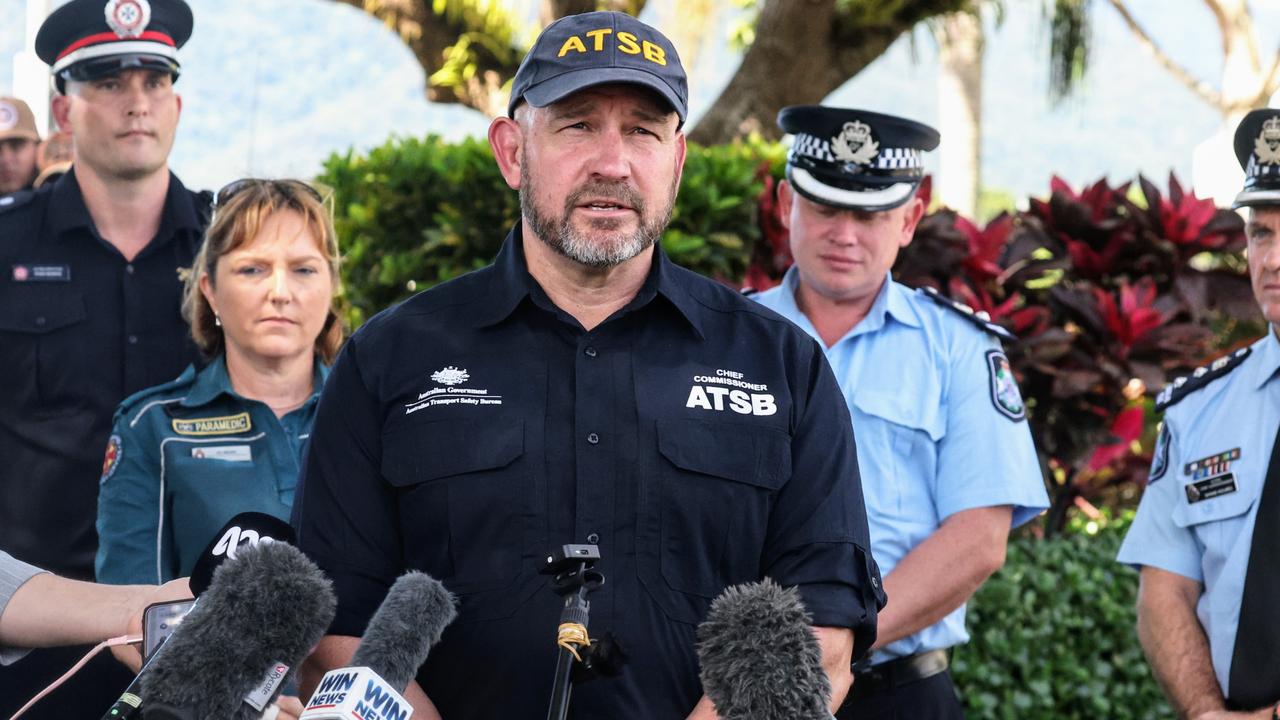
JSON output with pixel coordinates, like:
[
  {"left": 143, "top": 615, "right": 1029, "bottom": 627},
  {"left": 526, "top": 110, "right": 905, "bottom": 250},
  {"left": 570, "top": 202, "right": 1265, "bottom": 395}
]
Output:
[
  {"left": 934, "top": 11, "right": 983, "bottom": 218},
  {"left": 689, "top": 0, "right": 968, "bottom": 145}
]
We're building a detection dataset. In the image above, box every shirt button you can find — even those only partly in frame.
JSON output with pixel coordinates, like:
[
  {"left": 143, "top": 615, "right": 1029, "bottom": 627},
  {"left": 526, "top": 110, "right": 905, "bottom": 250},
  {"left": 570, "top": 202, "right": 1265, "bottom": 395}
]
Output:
[
  {"left": 125, "top": 264, "right": 135, "bottom": 275},
  {"left": 586, "top": 533, "right": 600, "bottom": 544},
  {"left": 584, "top": 346, "right": 598, "bottom": 358},
  {"left": 587, "top": 432, "right": 600, "bottom": 445},
  {"left": 128, "top": 335, "right": 139, "bottom": 345},
  {"left": 34, "top": 316, "right": 46, "bottom": 327}
]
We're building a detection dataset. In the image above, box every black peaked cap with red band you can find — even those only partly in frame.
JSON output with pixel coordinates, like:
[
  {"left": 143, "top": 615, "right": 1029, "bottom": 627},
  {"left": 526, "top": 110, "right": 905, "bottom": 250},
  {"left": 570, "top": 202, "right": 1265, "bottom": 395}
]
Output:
[{"left": 36, "top": 0, "right": 193, "bottom": 86}]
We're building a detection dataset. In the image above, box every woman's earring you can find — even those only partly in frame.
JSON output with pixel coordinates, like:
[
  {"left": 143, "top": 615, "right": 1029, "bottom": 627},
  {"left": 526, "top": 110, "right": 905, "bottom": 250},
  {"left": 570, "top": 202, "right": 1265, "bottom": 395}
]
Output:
[{"left": 214, "top": 313, "right": 222, "bottom": 327}]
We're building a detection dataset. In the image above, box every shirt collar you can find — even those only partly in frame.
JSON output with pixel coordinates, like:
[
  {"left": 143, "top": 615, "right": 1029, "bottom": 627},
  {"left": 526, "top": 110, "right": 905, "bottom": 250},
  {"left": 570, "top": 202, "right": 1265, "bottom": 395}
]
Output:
[
  {"left": 47, "top": 168, "right": 202, "bottom": 246},
  {"left": 1251, "top": 325, "right": 1280, "bottom": 390},
  {"left": 476, "top": 225, "right": 705, "bottom": 338},
  {"left": 777, "top": 268, "right": 920, "bottom": 342},
  {"left": 182, "top": 354, "right": 330, "bottom": 408}
]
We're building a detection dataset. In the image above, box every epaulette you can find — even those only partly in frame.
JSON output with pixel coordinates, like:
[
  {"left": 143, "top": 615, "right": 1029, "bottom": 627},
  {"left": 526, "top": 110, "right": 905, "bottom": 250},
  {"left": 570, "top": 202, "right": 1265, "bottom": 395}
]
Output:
[
  {"left": 193, "top": 189, "right": 215, "bottom": 228},
  {"left": 1155, "top": 347, "right": 1251, "bottom": 412},
  {"left": 113, "top": 365, "right": 199, "bottom": 422},
  {"left": 740, "top": 287, "right": 759, "bottom": 297},
  {"left": 0, "top": 190, "right": 35, "bottom": 215},
  {"left": 918, "top": 286, "right": 1017, "bottom": 343}
]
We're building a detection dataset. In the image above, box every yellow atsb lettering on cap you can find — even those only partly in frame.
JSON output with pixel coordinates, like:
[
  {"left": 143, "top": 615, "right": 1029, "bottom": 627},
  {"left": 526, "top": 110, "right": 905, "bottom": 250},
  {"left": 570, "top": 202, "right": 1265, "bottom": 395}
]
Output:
[
  {"left": 556, "top": 29, "right": 666, "bottom": 65},
  {"left": 616, "top": 32, "right": 641, "bottom": 55},
  {"left": 641, "top": 41, "right": 666, "bottom": 65},
  {"left": 558, "top": 35, "right": 588, "bottom": 56},
  {"left": 585, "top": 28, "right": 613, "bottom": 50}
]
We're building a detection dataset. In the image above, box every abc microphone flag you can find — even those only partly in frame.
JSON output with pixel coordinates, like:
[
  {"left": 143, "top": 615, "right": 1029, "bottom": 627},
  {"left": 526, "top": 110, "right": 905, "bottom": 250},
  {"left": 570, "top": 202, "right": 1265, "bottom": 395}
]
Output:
[{"left": 301, "top": 572, "right": 457, "bottom": 720}]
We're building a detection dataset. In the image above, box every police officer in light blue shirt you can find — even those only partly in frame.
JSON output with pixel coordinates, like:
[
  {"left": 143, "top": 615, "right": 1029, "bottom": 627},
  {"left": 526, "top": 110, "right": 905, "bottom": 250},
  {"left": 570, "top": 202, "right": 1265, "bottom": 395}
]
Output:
[
  {"left": 752, "top": 105, "right": 1048, "bottom": 719},
  {"left": 1118, "top": 109, "right": 1280, "bottom": 720}
]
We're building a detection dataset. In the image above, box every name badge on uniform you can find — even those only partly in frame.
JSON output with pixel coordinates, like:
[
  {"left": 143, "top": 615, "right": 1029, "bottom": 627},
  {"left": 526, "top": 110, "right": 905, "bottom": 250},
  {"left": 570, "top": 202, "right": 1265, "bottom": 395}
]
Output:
[
  {"left": 1185, "top": 473, "right": 1238, "bottom": 504},
  {"left": 191, "top": 445, "right": 252, "bottom": 462},
  {"left": 12, "top": 264, "right": 71, "bottom": 282}
]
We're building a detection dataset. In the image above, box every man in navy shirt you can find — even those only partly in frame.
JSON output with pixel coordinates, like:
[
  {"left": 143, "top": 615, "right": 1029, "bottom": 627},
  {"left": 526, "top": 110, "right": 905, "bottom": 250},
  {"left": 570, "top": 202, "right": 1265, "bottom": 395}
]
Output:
[{"left": 294, "top": 11, "right": 883, "bottom": 719}]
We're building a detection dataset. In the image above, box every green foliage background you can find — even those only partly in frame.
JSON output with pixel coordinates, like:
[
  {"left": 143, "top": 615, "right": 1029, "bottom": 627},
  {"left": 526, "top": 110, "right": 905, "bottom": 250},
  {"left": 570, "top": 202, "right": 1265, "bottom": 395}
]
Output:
[{"left": 954, "top": 513, "right": 1173, "bottom": 719}]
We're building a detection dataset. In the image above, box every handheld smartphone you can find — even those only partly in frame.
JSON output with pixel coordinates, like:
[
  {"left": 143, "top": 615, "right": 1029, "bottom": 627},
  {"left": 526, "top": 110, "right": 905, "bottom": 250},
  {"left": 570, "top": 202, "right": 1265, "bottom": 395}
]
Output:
[{"left": 142, "top": 598, "right": 196, "bottom": 661}]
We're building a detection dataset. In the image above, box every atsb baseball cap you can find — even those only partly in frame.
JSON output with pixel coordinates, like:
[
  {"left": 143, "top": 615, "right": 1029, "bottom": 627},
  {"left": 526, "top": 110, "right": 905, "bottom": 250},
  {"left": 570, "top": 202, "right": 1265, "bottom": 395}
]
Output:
[
  {"left": 508, "top": 11, "right": 688, "bottom": 123},
  {"left": 36, "top": 0, "right": 193, "bottom": 85},
  {"left": 0, "top": 98, "right": 40, "bottom": 143}
]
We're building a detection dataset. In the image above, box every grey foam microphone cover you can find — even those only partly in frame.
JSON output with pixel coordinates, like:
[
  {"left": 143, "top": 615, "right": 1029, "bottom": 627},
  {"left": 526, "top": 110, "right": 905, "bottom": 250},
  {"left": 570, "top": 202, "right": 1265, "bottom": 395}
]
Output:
[
  {"left": 350, "top": 571, "right": 459, "bottom": 692},
  {"left": 696, "top": 578, "right": 832, "bottom": 720},
  {"left": 139, "top": 541, "right": 337, "bottom": 720}
]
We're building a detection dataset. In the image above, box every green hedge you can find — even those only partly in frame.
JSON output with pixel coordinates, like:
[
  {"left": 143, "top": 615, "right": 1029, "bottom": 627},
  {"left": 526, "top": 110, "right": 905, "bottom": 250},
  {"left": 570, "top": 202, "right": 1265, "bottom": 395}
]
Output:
[
  {"left": 318, "top": 135, "right": 783, "bottom": 326},
  {"left": 953, "top": 513, "right": 1172, "bottom": 719}
]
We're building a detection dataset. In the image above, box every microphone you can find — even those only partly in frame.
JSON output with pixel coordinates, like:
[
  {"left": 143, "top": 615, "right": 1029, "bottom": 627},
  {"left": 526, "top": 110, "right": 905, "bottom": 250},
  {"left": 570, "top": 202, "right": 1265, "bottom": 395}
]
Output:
[
  {"left": 100, "top": 513, "right": 302, "bottom": 720},
  {"left": 137, "top": 540, "right": 336, "bottom": 720},
  {"left": 300, "top": 572, "right": 458, "bottom": 720},
  {"left": 696, "top": 578, "right": 833, "bottom": 720},
  {"left": 190, "top": 511, "right": 297, "bottom": 596}
]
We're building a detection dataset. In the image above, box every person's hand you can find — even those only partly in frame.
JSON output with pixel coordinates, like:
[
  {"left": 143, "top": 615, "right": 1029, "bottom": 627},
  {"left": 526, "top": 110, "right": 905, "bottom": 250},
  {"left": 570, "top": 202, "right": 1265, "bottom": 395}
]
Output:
[
  {"left": 268, "top": 695, "right": 304, "bottom": 719},
  {"left": 111, "top": 578, "right": 194, "bottom": 673}
]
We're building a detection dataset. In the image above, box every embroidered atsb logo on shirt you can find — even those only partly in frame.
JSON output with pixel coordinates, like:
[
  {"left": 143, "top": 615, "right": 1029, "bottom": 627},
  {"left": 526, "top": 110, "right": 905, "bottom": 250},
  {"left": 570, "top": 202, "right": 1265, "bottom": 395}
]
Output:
[
  {"left": 405, "top": 366, "right": 503, "bottom": 414},
  {"left": 685, "top": 368, "right": 777, "bottom": 417}
]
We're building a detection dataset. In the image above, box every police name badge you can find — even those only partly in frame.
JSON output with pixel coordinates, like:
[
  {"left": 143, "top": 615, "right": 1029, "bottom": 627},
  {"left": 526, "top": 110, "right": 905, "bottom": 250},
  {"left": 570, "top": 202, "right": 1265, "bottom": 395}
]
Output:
[
  {"left": 105, "top": 0, "right": 151, "bottom": 39},
  {"left": 986, "top": 350, "right": 1025, "bottom": 421},
  {"left": 1185, "top": 473, "right": 1238, "bottom": 504}
]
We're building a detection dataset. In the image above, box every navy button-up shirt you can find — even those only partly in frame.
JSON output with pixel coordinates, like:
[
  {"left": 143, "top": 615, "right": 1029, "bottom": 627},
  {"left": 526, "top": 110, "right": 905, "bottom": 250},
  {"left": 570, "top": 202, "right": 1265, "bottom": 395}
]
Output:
[
  {"left": 294, "top": 228, "right": 883, "bottom": 719},
  {"left": 0, "top": 169, "right": 207, "bottom": 578}
]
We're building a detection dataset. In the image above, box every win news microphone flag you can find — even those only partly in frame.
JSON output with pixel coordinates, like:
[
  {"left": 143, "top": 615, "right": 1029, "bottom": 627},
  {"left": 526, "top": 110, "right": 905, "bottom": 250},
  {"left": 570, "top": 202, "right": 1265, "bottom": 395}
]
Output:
[
  {"left": 138, "top": 541, "right": 336, "bottom": 720},
  {"left": 696, "top": 579, "right": 834, "bottom": 720},
  {"left": 300, "top": 572, "right": 458, "bottom": 720}
]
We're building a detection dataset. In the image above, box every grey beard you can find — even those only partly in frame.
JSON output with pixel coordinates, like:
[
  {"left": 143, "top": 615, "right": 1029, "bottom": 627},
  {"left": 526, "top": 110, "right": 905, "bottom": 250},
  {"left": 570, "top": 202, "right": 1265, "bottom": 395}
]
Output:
[{"left": 520, "top": 164, "right": 675, "bottom": 269}]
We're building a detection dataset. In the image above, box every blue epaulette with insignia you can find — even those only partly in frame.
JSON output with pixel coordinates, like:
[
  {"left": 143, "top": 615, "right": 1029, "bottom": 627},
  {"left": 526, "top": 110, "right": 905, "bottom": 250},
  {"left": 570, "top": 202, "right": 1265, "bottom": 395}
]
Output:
[
  {"left": 0, "top": 190, "right": 35, "bottom": 214},
  {"left": 1154, "top": 347, "right": 1251, "bottom": 412},
  {"left": 918, "top": 286, "right": 1017, "bottom": 343}
]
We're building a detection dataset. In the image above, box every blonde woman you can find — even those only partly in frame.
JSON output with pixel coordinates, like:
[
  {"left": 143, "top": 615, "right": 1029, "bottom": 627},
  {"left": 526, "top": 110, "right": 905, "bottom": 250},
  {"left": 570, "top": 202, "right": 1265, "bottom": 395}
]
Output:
[{"left": 96, "top": 179, "right": 343, "bottom": 584}]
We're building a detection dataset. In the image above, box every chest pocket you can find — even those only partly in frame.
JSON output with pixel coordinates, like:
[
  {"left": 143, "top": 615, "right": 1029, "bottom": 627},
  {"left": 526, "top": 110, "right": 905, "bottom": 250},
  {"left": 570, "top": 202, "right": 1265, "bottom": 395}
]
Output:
[
  {"left": 1172, "top": 484, "right": 1256, "bottom": 556},
  {"left": 642, "top": 418, "right": 790, "bottom": 624},
  {"left": 382, "top": 418, "right": 530, "bottom": 607},
  {"left": 850, "top": 389, "right": 941, "bottom": 518},
  {"left": 0, "top": 288, "right": 87, "bottom": 406}
]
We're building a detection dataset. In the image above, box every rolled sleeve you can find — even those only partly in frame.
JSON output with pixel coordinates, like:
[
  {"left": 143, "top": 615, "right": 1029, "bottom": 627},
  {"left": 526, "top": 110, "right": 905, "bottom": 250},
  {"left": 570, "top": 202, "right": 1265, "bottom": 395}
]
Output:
[
  {"left": 293, "top": 335, "right": 403, "bottom": 637},
  {"left": 763, "top": 342, "right": 884, "bottom": 660},
  {"left": 0, "top": 550, "right": 47, "bottom": 666}
]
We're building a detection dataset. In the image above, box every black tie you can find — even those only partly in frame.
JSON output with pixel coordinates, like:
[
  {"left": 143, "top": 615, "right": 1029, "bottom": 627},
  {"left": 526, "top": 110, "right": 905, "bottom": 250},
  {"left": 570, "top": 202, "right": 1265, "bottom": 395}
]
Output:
[{"left": 1228, "top": 419, "right": 1280, "bottom": 709}]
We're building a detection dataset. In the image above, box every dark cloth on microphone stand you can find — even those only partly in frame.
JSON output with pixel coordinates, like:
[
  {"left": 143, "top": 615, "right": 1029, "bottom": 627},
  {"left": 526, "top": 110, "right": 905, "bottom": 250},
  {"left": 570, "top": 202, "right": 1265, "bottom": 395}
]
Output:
[{"left": 1227, "top": 420, "right": 1280, "bottom": 709}]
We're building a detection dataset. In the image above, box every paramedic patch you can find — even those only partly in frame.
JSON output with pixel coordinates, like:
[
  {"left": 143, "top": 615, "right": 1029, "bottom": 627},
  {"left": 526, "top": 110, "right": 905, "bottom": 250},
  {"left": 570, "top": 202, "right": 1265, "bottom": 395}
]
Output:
[
  {"left": 1185, "top": 473, "right": 1238, "bottom": 504},
  {"left": 171, "top": 412, "right": 252, "bottom": 436},
  {"left": 986, "top": 350, "right": 1025, "bottom": 421}
]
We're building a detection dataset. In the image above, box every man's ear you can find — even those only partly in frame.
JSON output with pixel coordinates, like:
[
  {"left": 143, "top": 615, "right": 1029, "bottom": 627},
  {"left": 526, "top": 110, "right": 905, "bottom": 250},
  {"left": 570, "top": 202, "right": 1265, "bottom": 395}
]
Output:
[
  {"left": 899, "top": 196, "right": 926, "bottom": 249},
  {"left": 50, "top": 94, "right": 72, "bottom": 133},
  {"left": 488, "top": 116, "right": 524, "bottom": 190},
  {"left": 776, "top": 179, "right": 794, "bottom": 231}
]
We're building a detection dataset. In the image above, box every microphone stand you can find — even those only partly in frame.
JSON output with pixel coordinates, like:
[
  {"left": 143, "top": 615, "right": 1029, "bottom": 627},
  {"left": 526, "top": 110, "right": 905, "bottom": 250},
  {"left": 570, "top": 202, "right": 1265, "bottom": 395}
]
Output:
[{"left": 541, "top": 544, "right": 604, "bottom": 720}]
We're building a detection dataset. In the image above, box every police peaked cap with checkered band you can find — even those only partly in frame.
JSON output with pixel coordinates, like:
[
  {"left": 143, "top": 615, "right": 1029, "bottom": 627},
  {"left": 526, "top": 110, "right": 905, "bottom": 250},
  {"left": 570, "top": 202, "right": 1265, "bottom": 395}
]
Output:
[
  {"left": 779, "top": 105, "right": 939, "bottom": 212},
  {"left": 1232, "top": 108, "right": 1280, "bottom": 209},
  {"left": 36, "top": 0, "right": 192, "bottom": 88}
]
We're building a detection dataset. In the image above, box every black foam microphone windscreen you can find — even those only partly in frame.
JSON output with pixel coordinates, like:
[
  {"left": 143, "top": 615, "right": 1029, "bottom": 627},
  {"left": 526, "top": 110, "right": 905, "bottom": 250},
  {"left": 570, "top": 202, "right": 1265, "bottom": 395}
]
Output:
[
  {"left": 350, "top": 571, "right": 458, "bottom": 692},
  {"left": 139, "top": 541, "right": 337, "bottom": 720},
  {"left": 696, "top": 578, "right": 832, "bottom": 720}
]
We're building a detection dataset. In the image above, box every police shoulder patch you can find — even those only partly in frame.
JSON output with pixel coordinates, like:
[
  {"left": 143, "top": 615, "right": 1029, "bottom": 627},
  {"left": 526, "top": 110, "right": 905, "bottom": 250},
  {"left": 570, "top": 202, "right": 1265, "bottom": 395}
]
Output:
[
  {"left": 1148, "top": 422, "right": 1171, "bottom": 483},
  {"left": 919, "top": 286, "right": 1018, "bottom": 343},
  {"left": 986, "top": 349, "right": 1026, "bottom": 421},
  {"left": 1154, "top": 347, "right": 1251, "bottom": 412}
]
